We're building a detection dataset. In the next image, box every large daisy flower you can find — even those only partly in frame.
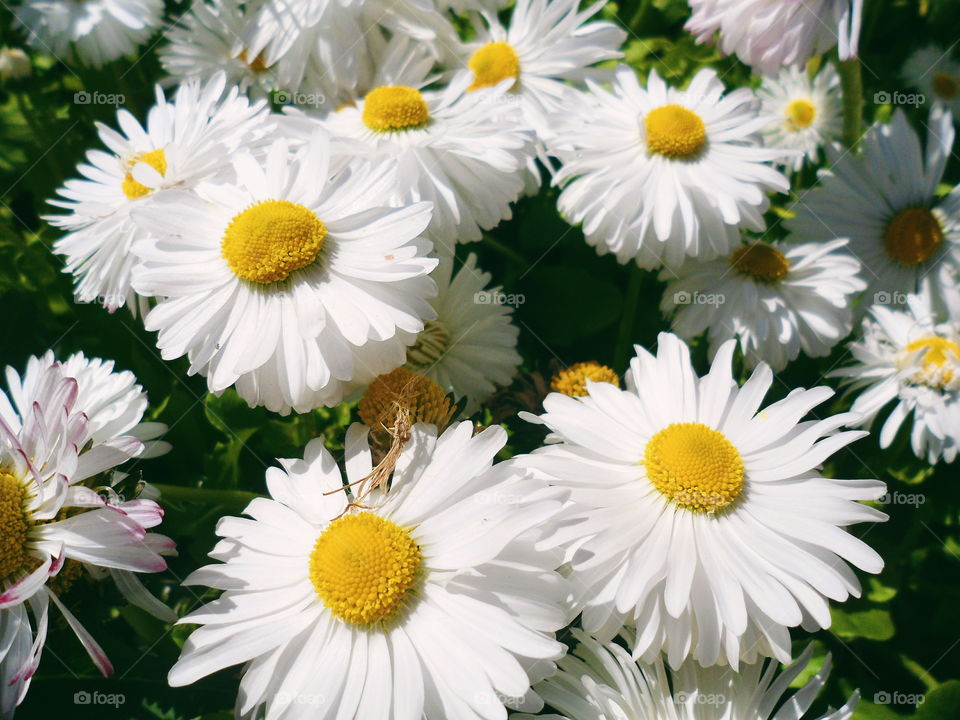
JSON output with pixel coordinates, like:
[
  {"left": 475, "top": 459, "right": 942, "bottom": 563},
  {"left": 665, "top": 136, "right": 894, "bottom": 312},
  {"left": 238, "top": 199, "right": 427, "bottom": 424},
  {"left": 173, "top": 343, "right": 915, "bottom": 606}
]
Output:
[
  {"left": 553, "top": 66, "right": 790, "bottom": 269},
  {"left": 515, "top": 631, "right": 856, "bottom": 720},
  {"left": 660, "top": 238, "right": 865, "bottom": 371},
  {"left": 758, "top": 64, "right": 842, "bottom": 173},
  {"left": 12, "top": 0, "right": 164, "bottom": 68},
  {"left": 685, "top": 0, "right": 863, "bottom": 76},
  {"left": 47, "top": 73, "right": 272, "bottom": 313},
  {"left": 518, "top": 332, "right": 886, "bottom": 668},
  {"left": 831, "top": 290, "right": 960, "bottom": 464},
  {"left": 903, "top": 46, "right": 960, "bottom": 116},
  {"left": 404, "top": 253, "right": 521, "bottom": 414},
  {"left": 785, "top": 108, "right": 960, "bottom": 315},
  {"left": 131, "top": 134, "right": 438, "bottom": 414},
  {"left": 168, "top": 421, "right": 569, "bottom": 719}
]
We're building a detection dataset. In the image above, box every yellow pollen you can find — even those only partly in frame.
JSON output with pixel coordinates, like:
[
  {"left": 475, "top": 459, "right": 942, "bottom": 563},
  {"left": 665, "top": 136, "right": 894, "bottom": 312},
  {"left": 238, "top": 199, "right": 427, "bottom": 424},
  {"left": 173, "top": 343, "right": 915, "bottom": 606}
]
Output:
[
  {"left": 406, "top": 321, "right": 451, "bottom": 370},
  {"left": 785, "top": 98, "right": 816, "bottom": 130},
  {"left": 644, "top": 105, "right": 707, "bottom": 158},
  {"left": 0, "top": 470, "right": 30, "bottom": 580},
  {"left": 468, "top": 42, "right": 520, "bottom": 92},
  {"left": 729, "top": 243, "right": 790, "bottom": 283},
  {"left": 221, "top": 200, "right": 327, "bottom": 284},
  {"left": 905, "top": 335, "right": 960, "bottom": 386},
  {"left": 121, "top": 149, "right": 167, "bottom": 200},
  {"left": 884, "top": 208, "right": 943, "bottom": 267},
  {"left": 358, "top": 368, "right": 455, "bottom": 433},
  {"left": 309, "top": 512, "right": 422, "bottom": 626},
  {"left": 932, "top": 72, "right": 958, "bottom": 100},
  {"left": 238, "top": 49, "right": 270, "bottom": 73},
  {"left": 644, "top": 422, "right": 745, "bottom": 514},
  {"left": 362, "top": 86, "right": 430, "bottom": 132},
  {"left": 550, "top": 361, "right": 621, "bottom": 397}
]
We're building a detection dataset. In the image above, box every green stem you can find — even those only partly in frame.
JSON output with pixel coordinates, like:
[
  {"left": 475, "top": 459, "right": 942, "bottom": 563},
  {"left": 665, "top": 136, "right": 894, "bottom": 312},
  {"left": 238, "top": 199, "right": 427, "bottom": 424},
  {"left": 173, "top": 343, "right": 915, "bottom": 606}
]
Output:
[
  {"left": 153, "top": 483, "right": 262, "bottom": 508},
  {"left": 481, "top": 234, "right": 527, "bottom": 268},
  {"left": 838, "top": 58, "right": 863, "bottom": 149},
  {"left": 614, "top": 264, "right": 644, "bottom": 371},
  {"left": 629, "top": 0, "right": 654, "bottom": 31}
]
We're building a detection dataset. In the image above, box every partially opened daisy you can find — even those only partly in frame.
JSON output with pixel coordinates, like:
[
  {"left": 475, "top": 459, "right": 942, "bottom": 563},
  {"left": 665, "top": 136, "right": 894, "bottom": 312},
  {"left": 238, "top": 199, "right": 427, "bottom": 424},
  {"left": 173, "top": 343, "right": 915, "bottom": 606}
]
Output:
[
  {"left": 515, "top": 632, "right": 857, "bottom": 720},
  {"left": 903, "top": 46, "right": 960, "bottom": 115},
  {"left": 758, "top": 64, "right": 842, "bottom": 173},
  {"left": 48, "top": 73, "right": 272, "bottom": 313},
  {"left": 553, "top": 66, "right": 790, "bottom": 269},
  {"left": 831, "top": 290, "right": 960, "bottom": 464},
  {"left": 404, "top": 253, "right": 521, "bottom": 413},
  {"left": 660, "top": 238, "right": 865, "bottom": 371},
  {"left": 131, "top": 133, "right": 438, "bottom": 414},
  {"left": 786, "top": 108, "right": 960, "bottom": 314},
  {"left": 12, "top": 0, "right": 164, "bottom": 68},
  {"left": 168, "top": 421, "right": 569, "bottom": 719},
  {"left": 519, "top": 332, "right": 886, "bottom": 668},
  {"left": 685, "top": 0, "right": 863, "bottom": 76}
]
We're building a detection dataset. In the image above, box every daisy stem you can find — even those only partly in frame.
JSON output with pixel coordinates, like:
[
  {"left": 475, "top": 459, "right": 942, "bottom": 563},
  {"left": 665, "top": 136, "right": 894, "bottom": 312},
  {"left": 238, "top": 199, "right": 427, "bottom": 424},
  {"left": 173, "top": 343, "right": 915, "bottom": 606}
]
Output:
[
  {"left": 482, "top": 234, "right": 527, "bottom": 267},
  {"left": 614, "top": 264, "right": 644, "bottom": 371},
  {"left": 838, "top": 58, "right": 863, "bottom": 149},
  {"left": 152, "top": 483, "right": 262, "bottom": 508},
  {"left": 629, "top": 0, "right": 654, "bottom": 30}
]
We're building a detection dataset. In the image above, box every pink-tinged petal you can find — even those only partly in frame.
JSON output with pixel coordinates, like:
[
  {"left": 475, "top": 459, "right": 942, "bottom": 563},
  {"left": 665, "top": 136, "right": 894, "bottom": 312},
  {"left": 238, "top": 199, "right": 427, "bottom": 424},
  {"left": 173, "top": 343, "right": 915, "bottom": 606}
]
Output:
[
  {"left": 73, "top": 436, "right": 144, "bottom": 482},
  {"left": 0, "top": 552, "right": 56, "bottom": 609},
  {"left": 116, "top": 499, "right": 164, "bottom": 529},
  {"left": 48, "top": 591, "right": 113, "bottom": 677}
]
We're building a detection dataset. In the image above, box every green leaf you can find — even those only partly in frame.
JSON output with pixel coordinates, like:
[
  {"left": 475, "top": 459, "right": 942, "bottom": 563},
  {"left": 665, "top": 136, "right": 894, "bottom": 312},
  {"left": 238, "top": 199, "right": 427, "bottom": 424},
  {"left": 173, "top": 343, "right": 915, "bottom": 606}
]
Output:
[
  {"left": 914, "top": 681, "right": 960, "bottom": 719},
  {"left": 831, "top": 608, "right": 895, "bottom": 641}
]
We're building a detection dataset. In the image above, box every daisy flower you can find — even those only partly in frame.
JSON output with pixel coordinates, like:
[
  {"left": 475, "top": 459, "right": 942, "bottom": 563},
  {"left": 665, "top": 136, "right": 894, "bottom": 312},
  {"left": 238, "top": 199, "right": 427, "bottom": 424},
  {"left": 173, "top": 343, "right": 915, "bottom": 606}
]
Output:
[
  {"left": 168, "top": 421, "right": 569, "bottom": 719},
  {"left": 831, "top": 290, "right": 960, "bottom": 464},
  {"left": 553, "top": 66, "right": 790, "bottom": 269},
  {"left": 785, "top": 108, "right": 960, "bottom": 315},
  {"left": 903, "top": 46, "right": 960, "bottom": 115},
  {"left": 758, "top": 64, "right": 842, "bottom": 172},
  {"left": 12, "top": 0, "right": 164, "bottom": 68},
  {"left": 131, "top": 134, "right": 438, "bottom": 414},
  {"left": 404, "top": 253, "right": 521, "bottom": 413},
  {"left": 518, "top": 332, "right": 886, "bottom": 668},
  {"left": 660, "top": 238, "right": 865, "bottom": 371},
  {"left": 48, "top": 73, "right": 272, "bottom": 313},
  {"left": 685, "top": 0, "right": 863, "bottom": 76},
  {"left": 515, "top": 631, "right": 857, "bottom": 720},
  {"left": 550, "top": 361, "right": 620, "bottom": 398}
]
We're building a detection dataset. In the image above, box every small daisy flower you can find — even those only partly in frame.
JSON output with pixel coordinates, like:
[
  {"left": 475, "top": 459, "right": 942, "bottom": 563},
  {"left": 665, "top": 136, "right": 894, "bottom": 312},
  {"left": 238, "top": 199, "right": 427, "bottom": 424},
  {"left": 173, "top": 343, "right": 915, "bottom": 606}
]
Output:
[
  {"left": 131, "top": 134, "right": 438, "bottom": 414},
  {"left": 48, "top": 73, "right": 272, "bottom": 313},
  {"left": 831, "top": 291, "right": 960, "bottom": 464},
  {"left": 786, "top": 108, "right": 960, "bottom": 314},
  {"left": 12, "top": 0, "right": 164, "bottom": 68},
  {"left": 685, "top": 0, "right": 863, "bottom": 76},
  {"left": 553, "top": 66, "right": 790, "bottom": 269},
  {"left": 404, "top": 253, "right": 521, "bottom": 413},
  {"left": 518, "top": 332, "right": 886, "bottom": 668},
  {"left": 168, "top": 421, "right": 569, "bottom": 719},
  {"left": 903, "top": 46, "right": 960, "bottom": 115},
  {"left": 660, "top": 238, "right": 865, "bottom": 371},
  {"left": 758, "top": 64, "right": 842, "bottom": 172},
  {"left": 515, "top": 632, "right": 857, "bottom": 720},
  {"left": 550, "top": 361, "right": 620, "bottom": 397}
]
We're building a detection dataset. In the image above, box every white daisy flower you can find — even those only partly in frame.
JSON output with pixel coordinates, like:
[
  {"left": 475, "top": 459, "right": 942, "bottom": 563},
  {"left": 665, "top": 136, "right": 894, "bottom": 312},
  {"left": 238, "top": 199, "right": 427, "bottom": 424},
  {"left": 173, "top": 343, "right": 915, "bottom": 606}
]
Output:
[
  {"left": 903, "top": 46, "right": 960, "bottom": 115},
  {"left": 12, "top": 0, "right": 164, "bottom": 68},
  {"left": 320, "top": 76, "right": 536, "bottom": 247},
  {"left": 685, "top": 0, "right": 863, "bottom": 76},
  {"left": 553, "top": 66, "right": 790, "bottom": 269},
  {"left": 131, "top": 134, "right": 438, "bottom": 414},
  {"left": 47, "top": 73, "right": 272, "bottom": 313},
  {"left": 518, "top": 332, "right": 886, "bottom": 668},
  {"left": 168, "top": 421, "right": 569, "bottom": 719},
  {"left": 515, "top": 632, "right": 857, "bottom": 720},
  {"left": 831, "top": 290, "right": 960, "bottom": 464},
  {"left": 660, "top": 238, "right": 865, "bottom": 371},
  {"left": 785, "top": 108, "right": 960, "bottom": 315},
  {"left": 758, "top": 64, "right": 842, "bottom": 172},
  {"left": 404, "top": 253, "right": 521, "bottom": 413}
]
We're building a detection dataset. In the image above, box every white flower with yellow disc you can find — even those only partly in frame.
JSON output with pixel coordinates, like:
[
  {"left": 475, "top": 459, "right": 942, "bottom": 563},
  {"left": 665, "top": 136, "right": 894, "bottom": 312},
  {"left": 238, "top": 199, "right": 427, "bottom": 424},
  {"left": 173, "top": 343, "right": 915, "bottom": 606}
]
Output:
[
  {"left": 903, "top": 46, "right": 960, "bottom": 116},
  {"left": 518, "top": 332, "right": 886, "bottom": 668}
]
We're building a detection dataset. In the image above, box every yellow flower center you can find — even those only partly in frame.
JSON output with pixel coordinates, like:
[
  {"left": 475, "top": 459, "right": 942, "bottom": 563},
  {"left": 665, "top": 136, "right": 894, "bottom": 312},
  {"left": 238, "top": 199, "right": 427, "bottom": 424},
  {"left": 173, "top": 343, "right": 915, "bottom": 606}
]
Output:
[
  {"left": 405, "top": 320, "right": 451, "bottom": 370},
  {"left": 932, "top": 72, "right": 958, "bottom": 100},
  {"left": 644, "top": 422, "right": 745, "bottom": 514},
  {"left": 0, "top": 470, "right": 30, "bottom": 580},
  {"left": 903, "top": 335, "right": 960, "bottom": 387},
  {"left": 238, "top": 49, "right": 270, "bottom": 73},
  {"left": 550, "top": 361, "right": 621, "bottom": 397},
  {"left": 785, "top": 98, "right": 816, "bottom": 130},
  {"left": 121, "top": 149, "right": 167, "bottom": 200},
  {"left": 309, "top": 512, "right": 422, "bottom": 627},
  {"left": 644, "top": 105, "right": 707, "bottom": 158},
  {"left": 884, "top": 208, "right": 943, "bottom": 267},
  {"left": 729, "top": 243, "right": 790, "bottom": 283},
  {"left": 358, "top": 368, "right": 454, "bottom": 433},
  {"left": 362, "top": 86, "right": 430, "bottom": 132},
  {"left": 221, "top": 200, "right": 327, "bottom": 284},
  {"left": 468, "top": 42, "right": 520, "bottom": 92}
]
